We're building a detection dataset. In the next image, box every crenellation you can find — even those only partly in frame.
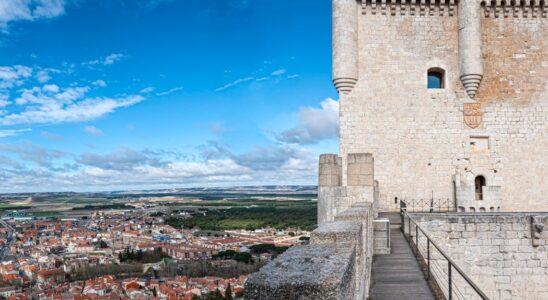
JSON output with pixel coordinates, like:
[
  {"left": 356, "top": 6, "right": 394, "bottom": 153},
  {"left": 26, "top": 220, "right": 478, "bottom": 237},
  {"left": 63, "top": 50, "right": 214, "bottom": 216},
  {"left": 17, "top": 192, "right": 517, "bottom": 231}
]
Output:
[
  {"left": 362, "top": 0, "right": 457, "bottom": 16},
  {"left": 482, "top": 0, "right": 548, "bottom": 18}
]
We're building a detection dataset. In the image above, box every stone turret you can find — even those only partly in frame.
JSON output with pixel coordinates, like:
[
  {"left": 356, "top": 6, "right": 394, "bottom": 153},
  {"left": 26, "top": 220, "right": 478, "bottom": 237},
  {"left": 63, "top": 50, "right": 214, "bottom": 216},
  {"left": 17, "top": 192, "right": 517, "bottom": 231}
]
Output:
[
  {"left": 458, "top": 0, "right": 484, "bottom": 98},
  {"left": 332, "top": 0, "right": 359, "bottom": 95}
]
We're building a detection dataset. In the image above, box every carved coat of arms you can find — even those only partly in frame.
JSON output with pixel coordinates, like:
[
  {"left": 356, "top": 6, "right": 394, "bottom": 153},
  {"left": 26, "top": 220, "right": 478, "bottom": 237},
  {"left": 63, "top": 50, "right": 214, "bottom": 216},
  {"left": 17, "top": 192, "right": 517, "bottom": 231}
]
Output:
[{"left": 464, "top": 103, "right": 482, "bottom": 129}]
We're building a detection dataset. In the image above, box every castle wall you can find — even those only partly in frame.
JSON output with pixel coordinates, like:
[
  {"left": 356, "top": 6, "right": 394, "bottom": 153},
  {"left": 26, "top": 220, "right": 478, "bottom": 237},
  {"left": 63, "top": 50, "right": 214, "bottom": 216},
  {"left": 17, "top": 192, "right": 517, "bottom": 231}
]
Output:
[
  {"left": 338, "top": 1, "right": 548, "bottom": 212},
  {"left": 478, "top": 16, "right": 548, "bottom": 212},
  {"left": 411, "top": 213, "right": 548, "bottom": 300}
]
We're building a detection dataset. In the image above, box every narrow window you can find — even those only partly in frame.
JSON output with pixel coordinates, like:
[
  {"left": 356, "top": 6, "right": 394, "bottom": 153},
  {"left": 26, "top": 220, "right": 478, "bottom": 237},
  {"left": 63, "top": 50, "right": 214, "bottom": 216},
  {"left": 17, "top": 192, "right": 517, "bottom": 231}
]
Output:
[
  {"left": 427, "top": 68, "right": 445, "bottom": 89},
  {"left": 475, "top": 176, "right": 486, "bottom": 200}
]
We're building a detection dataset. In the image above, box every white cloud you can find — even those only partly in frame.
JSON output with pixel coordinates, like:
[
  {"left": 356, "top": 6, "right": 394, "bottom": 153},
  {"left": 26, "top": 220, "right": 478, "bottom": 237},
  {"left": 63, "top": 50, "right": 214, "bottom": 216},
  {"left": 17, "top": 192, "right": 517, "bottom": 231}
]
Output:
[
  {"left": 0, "top": 128, "right": 31, "bottom": 138},
  {"left": 139, "top": 86, "right": 155, "bottom": 94},
  {"left": 271, "top": 69, "right": 286, "bottom": 76},
  {"left": 0, "top": 140, "right": 321, "bottom": 192},
  {"left": 84, "top": 53, "right": 126, "bottom": 66},
  {"left": 0, "top": 62, "right": 144, "bottom": 130},
  {"left": 1, "top": 92, "right": 144, "bottom": 126},
  {"left": 36, "top": 70, "right": 50, "bottom": 83},
  {"left": 92, "top": 80, "right": 107, "bottom": 87},
  {"left": 0, "top": 93, "right": 10, "bottom": 107},
  {"left": 42, "top": 83, "right": 59, "bottom": 93},
  {"left": 215, "top": 77, "right": 254, "bottom": 92},
  {"left": 0, "top": 0, "right": 67, "bottom": 32},
  {"left": 103, "top": 53, "right": 124, "bottom": 65},
  {"left": 0, "top": 65, "right": 32, "bottom": 89},
  {"left": 33, "top": 0, "right": 65, "bottom": 18},
  {"left": 0, "top": 141, "right": 63, "bottom": 165},
  {"left": 35, "top": 68, "right": 62, "bottom": 83},
  {"left": 84, "top": 125, "right": 103, "bottom": 137},
  {"left": 277, "top": 98, "right": 339, "bottom": 144},
  {"left": 15, "top": 86, "right": 89, "bottom": 105},
  {"left": 156, "top": 86, "right": 183, "bottom": 96},
  {"left": 287, "top": 74, "right": 299, "bottom": 79}
]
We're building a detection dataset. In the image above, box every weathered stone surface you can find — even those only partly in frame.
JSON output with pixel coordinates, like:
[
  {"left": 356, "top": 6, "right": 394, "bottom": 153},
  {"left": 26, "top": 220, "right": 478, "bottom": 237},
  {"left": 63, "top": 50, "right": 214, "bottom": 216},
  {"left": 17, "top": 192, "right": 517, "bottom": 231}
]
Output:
[
  {"left": 318, "top": 183, "right": 374, "bottom": 224},
  {"left": 319, "top": 154, "right": 342, "bottom": 187},
  {"left": 244, "top": 244, "right": 356, "bottom": 300},
  {"left": 411, "top": 212, "right": 548, "bottom": 299},
  {"left": 373, "top": 219, "right": 391, "bottom": 254},
  {"left": 347, "top": 153, "right": 374, "bottom": 187},
  {"left": 311, "top": 221, "right": 361, "bottom": 245}
]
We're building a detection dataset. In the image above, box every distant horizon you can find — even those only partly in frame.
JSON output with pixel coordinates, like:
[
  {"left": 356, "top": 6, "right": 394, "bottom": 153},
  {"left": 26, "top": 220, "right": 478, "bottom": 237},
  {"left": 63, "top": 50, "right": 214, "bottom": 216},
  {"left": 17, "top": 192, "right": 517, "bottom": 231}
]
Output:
[
  {"left": 0, "top": 183, "right": 319, "bottom": 195},
  {"left": 0, "top": 0, "right": 338, "bottom": 193}
]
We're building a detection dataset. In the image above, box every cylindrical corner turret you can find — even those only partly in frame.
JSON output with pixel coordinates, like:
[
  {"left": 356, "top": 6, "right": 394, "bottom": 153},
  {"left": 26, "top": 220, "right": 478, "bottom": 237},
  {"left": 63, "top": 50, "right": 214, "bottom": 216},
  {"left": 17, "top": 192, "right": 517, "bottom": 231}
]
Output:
[
  {"left": 459, "top": 0, "right": 483, "bottom": 99},
  {"left": 333, "top": 0, "right": 359, "bottom": 95}
]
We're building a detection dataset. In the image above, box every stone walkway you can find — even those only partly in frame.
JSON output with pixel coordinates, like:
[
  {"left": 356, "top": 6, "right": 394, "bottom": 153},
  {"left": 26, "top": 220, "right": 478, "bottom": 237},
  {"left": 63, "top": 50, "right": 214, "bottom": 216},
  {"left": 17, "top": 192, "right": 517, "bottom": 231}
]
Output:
[{"left": 369, "top": 213, "right": 435, "bottom": 300}]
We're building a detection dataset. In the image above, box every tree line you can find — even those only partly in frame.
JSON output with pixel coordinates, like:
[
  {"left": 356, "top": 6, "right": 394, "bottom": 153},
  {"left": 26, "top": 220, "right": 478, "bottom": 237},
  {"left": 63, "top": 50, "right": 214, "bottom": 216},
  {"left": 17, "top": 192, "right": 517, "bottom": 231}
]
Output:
[{"left": 165, "top": 205, "right": 317, "bottom": 231}]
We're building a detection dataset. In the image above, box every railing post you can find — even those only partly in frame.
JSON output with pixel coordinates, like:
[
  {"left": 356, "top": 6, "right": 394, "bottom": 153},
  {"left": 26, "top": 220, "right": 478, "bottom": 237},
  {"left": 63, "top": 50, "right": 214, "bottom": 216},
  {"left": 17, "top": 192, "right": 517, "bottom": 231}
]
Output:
[
  {"left": 415, "top": 223, "right": 418, "bottom": 247},
  {"left": 427, "top": 239, "right": 430, "bottom": 280},
  {"left": 400, "top": 203, "right": 404, "bottom": 232},
  {"left": 408, "top": 214, "right": 411, "bottom": 235},
  {"left": 448, "top": 261, "right": 452, "bottom": 300}
]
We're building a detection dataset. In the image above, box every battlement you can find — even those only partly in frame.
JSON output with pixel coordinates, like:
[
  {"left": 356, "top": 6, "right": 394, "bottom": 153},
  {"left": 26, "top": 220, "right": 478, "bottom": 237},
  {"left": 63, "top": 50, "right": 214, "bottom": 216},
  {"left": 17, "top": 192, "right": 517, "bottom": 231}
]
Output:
[
  {"left": 357, "top": 0, "right": 548, "bottom": 18},
  {"left": 361, "top": 0, "right": 457, "bottom": 16},
  {"left": 318, "top": 153, "right": 378, "bottom": 224},
  {"left": 482, "top": 0, "right": 548, "bottom": 18},
  {"left": 245, "top": 154, "right": 382, "bottom": 299},
  {"left": 245, "top": 200, "right": 376, "bottom": 300}
]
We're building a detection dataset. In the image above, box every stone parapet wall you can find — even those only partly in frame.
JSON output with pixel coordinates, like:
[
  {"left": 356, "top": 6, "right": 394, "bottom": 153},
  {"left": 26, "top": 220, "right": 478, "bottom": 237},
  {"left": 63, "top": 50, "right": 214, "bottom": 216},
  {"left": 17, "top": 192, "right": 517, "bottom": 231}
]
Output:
[
  {"left": 245, "top": 203, "right": 375, "bottom": 300},
  {"left": 318, "top": 153, "right": 377, "bottom": 224},
  {"left": 373, "top": 219, "right": 391, "bottom": 254},
  {"left": 410, "top": 213, "right": 548, "bottom": 299}
]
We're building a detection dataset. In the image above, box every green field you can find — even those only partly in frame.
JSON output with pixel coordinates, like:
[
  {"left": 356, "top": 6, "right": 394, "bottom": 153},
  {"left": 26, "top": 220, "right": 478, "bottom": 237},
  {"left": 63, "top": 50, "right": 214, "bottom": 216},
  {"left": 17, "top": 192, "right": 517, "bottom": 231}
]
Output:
[{"left": 165, "top": 204, "right": 317, "bottom": 231}]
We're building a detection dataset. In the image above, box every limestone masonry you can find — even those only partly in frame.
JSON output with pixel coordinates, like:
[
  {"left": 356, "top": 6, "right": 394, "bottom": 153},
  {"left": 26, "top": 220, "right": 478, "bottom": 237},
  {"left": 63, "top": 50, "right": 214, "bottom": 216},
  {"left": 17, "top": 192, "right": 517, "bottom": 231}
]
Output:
[
  {"left": 334, "top": 0, "right": 547, "bottom": 213},
  {"left": 244, "top": 1, "right": 547, "bottom": 299},
  {"left": 411, "top": 213, "right": 548, "bottom": 299}
]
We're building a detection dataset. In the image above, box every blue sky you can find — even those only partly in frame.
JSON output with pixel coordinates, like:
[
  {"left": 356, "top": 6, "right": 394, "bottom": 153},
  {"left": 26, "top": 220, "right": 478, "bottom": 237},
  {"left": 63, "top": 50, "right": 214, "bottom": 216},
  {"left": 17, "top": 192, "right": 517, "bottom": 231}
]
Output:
[{"left": 0, "top": 0, "right": 339, "bottom": 192}]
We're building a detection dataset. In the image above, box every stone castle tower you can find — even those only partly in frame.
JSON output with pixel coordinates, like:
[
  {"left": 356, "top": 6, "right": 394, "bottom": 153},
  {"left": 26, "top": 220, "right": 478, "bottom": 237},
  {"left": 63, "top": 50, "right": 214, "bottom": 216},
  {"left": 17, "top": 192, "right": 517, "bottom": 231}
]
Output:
[{"left": 329, "top": 0, "right": 548, "bottom": 213}]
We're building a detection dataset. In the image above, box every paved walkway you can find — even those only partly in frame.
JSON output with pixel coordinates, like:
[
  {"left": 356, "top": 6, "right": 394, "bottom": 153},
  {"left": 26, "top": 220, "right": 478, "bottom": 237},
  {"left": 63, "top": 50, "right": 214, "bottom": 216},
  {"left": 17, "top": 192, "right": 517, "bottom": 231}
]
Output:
[{"left": 370, "top": 213, "right": 435, "bottom": 300}]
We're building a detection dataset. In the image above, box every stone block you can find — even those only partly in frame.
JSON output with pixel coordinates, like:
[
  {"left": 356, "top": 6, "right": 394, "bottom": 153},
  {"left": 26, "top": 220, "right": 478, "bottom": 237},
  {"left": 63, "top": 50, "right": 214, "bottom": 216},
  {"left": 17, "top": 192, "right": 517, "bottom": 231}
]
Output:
[
  {"left": 311, "top": 221, "right": 360, "bottom": 245},
  {"left": 319, "top": 154, "right": 342, "bottom": 187},
  {"left": 347, "top": 153, "right": 374, "bottom": 187},
  {"left": 245, "top": 244, "right": 356, "bottom": 300}
]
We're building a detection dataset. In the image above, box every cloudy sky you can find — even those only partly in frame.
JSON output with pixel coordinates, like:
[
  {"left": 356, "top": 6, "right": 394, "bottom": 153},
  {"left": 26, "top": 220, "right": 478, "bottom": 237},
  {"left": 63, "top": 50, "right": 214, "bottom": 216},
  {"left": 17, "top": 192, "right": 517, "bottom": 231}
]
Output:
[{"left": 0, "top": 0, "right": 338, "bottom": 193}]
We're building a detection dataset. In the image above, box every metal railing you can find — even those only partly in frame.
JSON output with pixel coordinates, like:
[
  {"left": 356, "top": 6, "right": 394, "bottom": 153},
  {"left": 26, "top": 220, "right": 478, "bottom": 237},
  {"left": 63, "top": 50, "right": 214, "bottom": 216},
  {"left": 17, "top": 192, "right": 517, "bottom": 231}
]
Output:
[
  {"left": 400, "top": 198, "right": 456, "bottom": 213},
  {"left": 401, "top": 209, "right": 489, "bottom": 300}
]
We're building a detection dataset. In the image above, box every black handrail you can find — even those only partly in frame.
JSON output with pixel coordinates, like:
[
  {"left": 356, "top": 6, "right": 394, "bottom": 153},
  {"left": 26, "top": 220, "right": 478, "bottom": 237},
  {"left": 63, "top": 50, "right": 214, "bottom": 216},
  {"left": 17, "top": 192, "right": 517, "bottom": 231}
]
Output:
[{"left": 401, "top": 209, "right": 490, "bottom": 300}]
